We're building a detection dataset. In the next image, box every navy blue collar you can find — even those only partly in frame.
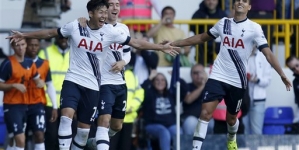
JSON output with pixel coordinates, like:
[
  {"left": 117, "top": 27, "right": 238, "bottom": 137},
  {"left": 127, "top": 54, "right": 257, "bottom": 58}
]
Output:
[{"left": 233, "top": 18, "right": 248, "bottom": 24}]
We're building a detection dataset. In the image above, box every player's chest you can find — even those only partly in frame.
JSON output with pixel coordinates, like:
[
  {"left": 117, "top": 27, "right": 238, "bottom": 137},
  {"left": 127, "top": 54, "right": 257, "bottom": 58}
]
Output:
[
  {"left": 73, "top": 30, "right": 113, "bottom": 53},
  {"left": 220, "top": 25, "right": 255, "bottom": 49}
]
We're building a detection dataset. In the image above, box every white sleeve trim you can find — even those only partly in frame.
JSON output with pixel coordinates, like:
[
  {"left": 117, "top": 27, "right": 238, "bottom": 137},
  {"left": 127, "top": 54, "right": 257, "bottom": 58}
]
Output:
[{"left": 46, "top": 81, "right": 58, "bottom": 109}]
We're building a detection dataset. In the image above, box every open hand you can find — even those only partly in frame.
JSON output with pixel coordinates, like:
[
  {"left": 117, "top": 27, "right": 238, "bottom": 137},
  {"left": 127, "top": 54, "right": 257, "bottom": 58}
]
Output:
[
  {"left": 6, "top": 30, "right": 24, "bottom": 44},
  {"left": 160, "top": 42, "right": 180, "bottom": 56},
  {"left": 12, "top": 83, "right": 26, "bottom": 93},
  {"left": 78, "top": 17, "right": 88, "bottom": 27},
  {"left": 281, "top": 76, "right": 292, "bottom": 91}
]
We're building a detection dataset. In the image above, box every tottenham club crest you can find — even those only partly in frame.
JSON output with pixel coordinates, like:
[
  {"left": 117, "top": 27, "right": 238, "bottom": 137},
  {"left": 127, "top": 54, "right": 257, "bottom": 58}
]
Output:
[{"left": 100, "top": 32, "right": 104, "bottom": 41}]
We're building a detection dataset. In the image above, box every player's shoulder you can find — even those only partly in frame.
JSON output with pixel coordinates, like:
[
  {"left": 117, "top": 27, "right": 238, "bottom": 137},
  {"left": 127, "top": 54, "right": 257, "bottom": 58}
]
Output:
[
  {"left": 115, "top": 22, "right": 130, "bottom": 34},
  {"left": 115, "top": 22, "right": 128, "bottom": 29},
  {"left": 246, "top": 18, "right": 262, "bottom": 28},
  {"left": 24, "top": 57, "right": 34, "bottom": 66},
  {"left": 214, "top": 17, "right": 229, "bottom": 26}
]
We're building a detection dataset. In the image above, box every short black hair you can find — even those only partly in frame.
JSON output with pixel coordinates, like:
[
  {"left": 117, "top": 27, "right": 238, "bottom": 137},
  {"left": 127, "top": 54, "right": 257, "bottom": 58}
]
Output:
[
  {"left": 233, "top": 0, "right": 251, "bottom": 4},
  {"left": 161, "top": 6, "right": 176, "bottom": 17},
  {"left": 286, "top": 55, "right": 298, "bottom": 65},
  {"left": 86, "top": 0, "right": 109, "bottom": 12}
]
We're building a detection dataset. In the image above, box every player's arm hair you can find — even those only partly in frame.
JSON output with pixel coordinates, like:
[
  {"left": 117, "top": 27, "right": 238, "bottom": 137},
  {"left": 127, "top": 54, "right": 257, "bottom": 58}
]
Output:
[
  {"left": 128, "top": 38, "right": 164, "bottom": 51},
  {"left": 23, "top": 29, "right": 58, "bottom": 39},
  {"left": 261, "top": 47, "right": 287, "bottom": 78},
  {"left": 171, "top": 32, "right": 213, "bottom": 47}
]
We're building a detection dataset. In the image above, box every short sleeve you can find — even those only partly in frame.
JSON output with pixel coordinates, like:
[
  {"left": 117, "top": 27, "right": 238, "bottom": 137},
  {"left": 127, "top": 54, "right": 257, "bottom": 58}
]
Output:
[
  {"left": 207, "top": 18, "right": 224, "bottom": 39},
  {"left": 0, "top": 59, "right": 12, "bottom": 82},
  {"left": 111, "top": 27, "right": 131, "bottom": 45},
  {"left": 57, "top": 21, "right": 75, "bottom": 38},
  {"left": 254, "top": 25, "right": 269, "bottom": 51},
  {"left": 122, "top": 25, "right": 131, "bottom": 50}
]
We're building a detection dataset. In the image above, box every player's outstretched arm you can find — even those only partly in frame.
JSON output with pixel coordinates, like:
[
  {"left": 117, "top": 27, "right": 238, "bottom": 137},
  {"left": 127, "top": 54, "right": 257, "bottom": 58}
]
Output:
[
  {"left": 128, "top": 38, "right": 179, "bottom": 56},
  {"left": 6, "top": 29, "right": 59, "bottom": 43},
  {"left": 170, "top": 32, "right": 213, "bottom": 47},
  {"left": 261, "top": 47, "right": 292, "bottom": 91}
]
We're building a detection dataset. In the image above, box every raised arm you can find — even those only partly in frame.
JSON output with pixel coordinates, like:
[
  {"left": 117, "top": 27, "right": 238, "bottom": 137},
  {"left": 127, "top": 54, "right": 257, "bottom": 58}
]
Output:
[
  {"left": 128, "top": 38, "right": 178, "bottom": 56},
  {"left": 170, "top": 32, "right": 213, "bottom": 47},
  {"left": 6, "top": 29, "right": 59, "bottom": 42}
]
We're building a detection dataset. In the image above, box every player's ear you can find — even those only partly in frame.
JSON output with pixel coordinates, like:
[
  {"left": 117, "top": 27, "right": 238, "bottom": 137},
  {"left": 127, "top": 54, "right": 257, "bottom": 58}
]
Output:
[
  {"left": 248, "top": 5, "right": 251, "bottom": 11},
  {"left": 88, "top": 10, "right": 93, "bottom": 19}
]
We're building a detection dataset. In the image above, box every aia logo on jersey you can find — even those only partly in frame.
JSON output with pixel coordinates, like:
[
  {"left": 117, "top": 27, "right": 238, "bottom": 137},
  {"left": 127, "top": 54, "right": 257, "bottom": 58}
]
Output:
[
  {"left": 223, "top": 36, "right": 244, "bottom": 49},
  {"left": 78, "top": 38, "right": 103, "bottom": 52},
  {"left": 110, "top": 43, "right": 123, "bottom": 51}
]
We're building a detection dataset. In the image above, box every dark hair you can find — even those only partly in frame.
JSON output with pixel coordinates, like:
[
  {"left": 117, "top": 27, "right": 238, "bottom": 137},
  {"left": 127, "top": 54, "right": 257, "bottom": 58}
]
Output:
[
  {"left": 86, "top": 0, "right": 109, "bottom": 12},
  {"left": 233, "top": 0, "right": 251, "bottom": 4},
  {"left": 286, "top": 55, "right": 298, "bottom": 65},
  {"left": 26, "top": 38, "right": 40, "bottom": 43},
  {"left": 161, "top": 6, "right": 176, "bottom": 17}
]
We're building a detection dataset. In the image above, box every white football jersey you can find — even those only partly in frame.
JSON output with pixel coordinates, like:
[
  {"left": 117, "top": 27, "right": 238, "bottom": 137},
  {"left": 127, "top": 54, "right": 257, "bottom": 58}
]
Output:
[
  {"left": 208, "top": 17, "right": 268, "bottom": 89},
  {"left": 101, "top": 22, "right": 131, "bottom": 85},
  {"left": 58, "top": 20, "right": 130, "bottom": 91}
]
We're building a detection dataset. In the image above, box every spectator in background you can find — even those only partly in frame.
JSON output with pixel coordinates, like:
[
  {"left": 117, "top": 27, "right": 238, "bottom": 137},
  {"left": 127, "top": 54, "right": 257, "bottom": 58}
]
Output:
[
  {"left": 286, "top": 56, "right": 299, "bottom": 109},
  {"left": 129, "top": 32, "right": 159, "bottom": 86},
  {"left": 243, "top": 48, "right": 272, "bottom": 134},
  {"left": 190, "top": 0, "right": 227, "bottom": 65},
  {"left": 276, "top": 0, "right": 299, "bottom": 19},
  {"left": 119, "top": 0, "right": 162, "bottom": 34},
  {"left": 0, "top": 39, "right": 44, "bottom": 150},
  {"left": 181, "top": 64, "right": 208, "bottom": 135},
  {"left": 38, "top": 36, "right": 71, "bottom": 150},
  {"left": 0, "top": 48, "right": 7, "bottom": 59},
  {"left": 248, "top": 0, "right": 275, "bottom": 47},
  {"left": 141, "top": 72, "right": 182, "bottom": 150},
  {"left": 147, "top": 6, "right": 190, "bottom": 67},
  {"left": 109, "top": 69, "right": 144, "bottom": 150},
  {"left": 24, "top": 38, "right": 58, "bottom": 150},
  {"left": 0, "top": 48, "right": 7, "bottom": 65}
]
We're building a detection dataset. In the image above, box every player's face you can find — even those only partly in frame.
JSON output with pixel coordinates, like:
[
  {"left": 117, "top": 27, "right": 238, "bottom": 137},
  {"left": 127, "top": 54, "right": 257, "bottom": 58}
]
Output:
[
  {"left": 287, "top": 58, "right": 299, "bottom": 75},
  {"left": 108, "top": 0, "right": 120, "bottom": 22},
  {"left": 89, "top": 6, "right": 108, "bottom": 28},
  {"left": 26, "top": 39, "right": 40, "bottom": 58},
  {"left": 12, "top": 39, "right": 27, "bottom": 57},
  {"left": 153, "top": 74, "right": 167, "bottom": 92},
  {"left": 191, "top": 65, "right": 205, "bottom": 85},
  {"left": 234, "top": 0, "right": 251, "bottom": 14}
]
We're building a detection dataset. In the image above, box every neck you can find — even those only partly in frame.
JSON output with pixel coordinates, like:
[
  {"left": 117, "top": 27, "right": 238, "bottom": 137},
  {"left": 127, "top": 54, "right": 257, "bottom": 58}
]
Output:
[
  {"left": 106, "top": 19, "right": 117, "bottom": 25},
  {"left": 88, "top": 20, "right": 99, "bottom": 30},
  {"left": 26, "top": 55, "right": 36, "bottom": 60},
  {"left": 13, "top": 54, "right": 24, "bottom": 62},
  {"left": 233, "top": 13, "right": 247, "bottom": 22}
]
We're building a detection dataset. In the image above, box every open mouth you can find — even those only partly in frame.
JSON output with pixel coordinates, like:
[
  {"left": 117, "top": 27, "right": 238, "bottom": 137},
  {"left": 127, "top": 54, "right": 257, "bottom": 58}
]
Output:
[
  {"left": 99, "top": 19, "right": 105, "bottom": 25},
  {"left": 111, "top": 12, "right": 117, "bottom": 16}
]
